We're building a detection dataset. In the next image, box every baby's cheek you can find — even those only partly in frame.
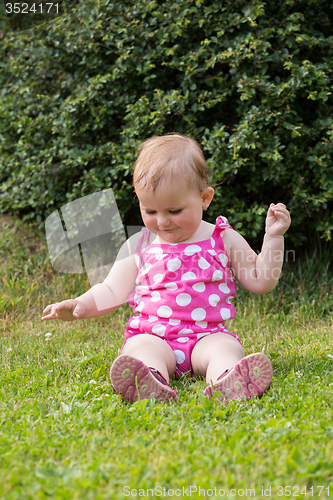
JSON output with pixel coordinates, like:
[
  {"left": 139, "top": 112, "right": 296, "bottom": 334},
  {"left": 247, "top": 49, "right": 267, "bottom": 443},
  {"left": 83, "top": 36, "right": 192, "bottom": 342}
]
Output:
[{"left": 142, "top": 215, "right": 153, "bottom": 226}]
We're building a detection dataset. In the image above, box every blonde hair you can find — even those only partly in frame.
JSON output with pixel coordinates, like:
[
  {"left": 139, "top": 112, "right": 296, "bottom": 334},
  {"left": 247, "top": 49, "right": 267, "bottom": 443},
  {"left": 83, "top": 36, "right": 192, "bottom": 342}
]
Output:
[{"left": 133, "top": 133, "right": 209, "bottom": 193}]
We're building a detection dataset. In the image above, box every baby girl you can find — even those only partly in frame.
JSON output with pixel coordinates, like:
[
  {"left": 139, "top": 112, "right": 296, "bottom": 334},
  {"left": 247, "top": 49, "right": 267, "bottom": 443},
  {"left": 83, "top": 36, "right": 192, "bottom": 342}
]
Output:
[{"left": 42, "top": 133, "right": 291, "bottom": 404}]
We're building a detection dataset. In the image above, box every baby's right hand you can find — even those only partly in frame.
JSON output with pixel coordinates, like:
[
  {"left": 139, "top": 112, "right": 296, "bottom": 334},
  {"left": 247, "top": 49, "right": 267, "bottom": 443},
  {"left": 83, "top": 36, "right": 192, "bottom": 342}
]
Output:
[{"left": 41, "top": 299, "right": 85, "bottom": 322}]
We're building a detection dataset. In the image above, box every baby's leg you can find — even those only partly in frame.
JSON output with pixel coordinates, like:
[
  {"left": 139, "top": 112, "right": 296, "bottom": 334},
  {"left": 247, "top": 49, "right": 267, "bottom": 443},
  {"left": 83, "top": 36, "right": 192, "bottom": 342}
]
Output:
[
  {"left": 192, "top": 332, "right": 272, "bottom": 403},
  {"left": 191, "top": 332, "right": 245, "bottom": 384},
  {"left": 110, "top": 334, "right": 178, "bottom": 403},
  {"left": 121, "top": 334, "right": 176, "bottom": 382}
]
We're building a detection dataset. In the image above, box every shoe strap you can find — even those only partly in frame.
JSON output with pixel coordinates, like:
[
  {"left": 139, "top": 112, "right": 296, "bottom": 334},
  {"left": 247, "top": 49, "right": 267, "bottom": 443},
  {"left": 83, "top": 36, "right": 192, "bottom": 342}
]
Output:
[
  {"left": 216, "top": 369, "right": 230, "bottom": 381},
  {"left": 149, "top": 367, "right": 168, "bottom": 386}
]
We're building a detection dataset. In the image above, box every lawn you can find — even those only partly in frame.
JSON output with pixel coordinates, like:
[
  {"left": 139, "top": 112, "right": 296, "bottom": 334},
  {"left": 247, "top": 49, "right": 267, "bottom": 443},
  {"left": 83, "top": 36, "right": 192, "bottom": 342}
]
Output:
[{"left": 0, "top": 215, "right": 333, "bottom": 499}]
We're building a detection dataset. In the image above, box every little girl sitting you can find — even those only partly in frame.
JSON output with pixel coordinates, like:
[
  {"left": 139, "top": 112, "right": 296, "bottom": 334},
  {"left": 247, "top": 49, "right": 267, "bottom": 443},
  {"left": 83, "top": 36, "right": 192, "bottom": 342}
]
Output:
[{"left": 42, "top": 133, "right": 291, "bottom": 404}]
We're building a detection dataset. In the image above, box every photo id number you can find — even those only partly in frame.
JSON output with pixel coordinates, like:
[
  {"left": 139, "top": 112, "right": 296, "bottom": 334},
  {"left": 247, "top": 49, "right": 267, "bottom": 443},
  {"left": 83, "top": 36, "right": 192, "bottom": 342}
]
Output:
[
  {"left": 5, "top": 3, "right": 59, "bottom": 14},
  {"left": 276, "top": 486, "right": 330, "bottom": 496}
]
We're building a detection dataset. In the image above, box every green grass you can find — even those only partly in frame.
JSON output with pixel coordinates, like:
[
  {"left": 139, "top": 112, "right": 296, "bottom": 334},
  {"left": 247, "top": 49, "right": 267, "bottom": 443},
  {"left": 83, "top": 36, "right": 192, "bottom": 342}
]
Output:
[{"left": 1, "top": 215, "right": 333, "bottom": 499}]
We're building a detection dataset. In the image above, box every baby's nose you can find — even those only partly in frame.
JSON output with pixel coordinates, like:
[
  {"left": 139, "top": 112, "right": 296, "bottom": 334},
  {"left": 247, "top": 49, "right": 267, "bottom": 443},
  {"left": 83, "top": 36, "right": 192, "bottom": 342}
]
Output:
[{"left": 157, "top": 214, "right": 170, "bottom": 227}]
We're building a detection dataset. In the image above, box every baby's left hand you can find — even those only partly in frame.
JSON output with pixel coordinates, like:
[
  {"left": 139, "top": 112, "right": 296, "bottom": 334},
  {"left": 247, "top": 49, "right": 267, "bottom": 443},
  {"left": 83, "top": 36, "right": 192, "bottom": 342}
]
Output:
[{"left": 265, "top": 203, "right": 291, "bottom": 237}]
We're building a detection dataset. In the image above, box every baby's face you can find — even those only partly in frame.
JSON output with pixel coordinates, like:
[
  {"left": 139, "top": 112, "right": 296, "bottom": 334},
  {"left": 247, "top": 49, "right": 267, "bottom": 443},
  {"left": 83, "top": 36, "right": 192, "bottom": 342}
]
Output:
[{"left": 136, "top": 179, "right": 210, "bottom": 244}]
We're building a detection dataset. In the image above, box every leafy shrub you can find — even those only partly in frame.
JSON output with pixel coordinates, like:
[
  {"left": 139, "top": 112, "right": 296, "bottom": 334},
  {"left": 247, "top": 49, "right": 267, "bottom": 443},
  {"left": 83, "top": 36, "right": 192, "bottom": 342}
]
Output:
[{"left": 0, "top": 0, "right": 332, "bottom": 247}]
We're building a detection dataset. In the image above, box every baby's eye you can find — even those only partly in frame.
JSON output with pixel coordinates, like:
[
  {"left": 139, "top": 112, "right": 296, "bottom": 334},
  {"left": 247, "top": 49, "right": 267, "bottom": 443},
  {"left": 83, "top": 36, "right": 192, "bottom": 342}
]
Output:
[
  {"left": 145, "top": 210, "right": 156, "bottom": 215},
  {"left": 169, "top": 209, "right": 182, "bottom": 214}
]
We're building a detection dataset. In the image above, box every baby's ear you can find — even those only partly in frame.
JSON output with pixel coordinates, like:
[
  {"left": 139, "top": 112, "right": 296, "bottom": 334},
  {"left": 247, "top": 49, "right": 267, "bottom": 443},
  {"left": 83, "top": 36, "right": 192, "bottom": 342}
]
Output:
[{"left": 202, "top": 187, "right": 215, "bottom": 206}]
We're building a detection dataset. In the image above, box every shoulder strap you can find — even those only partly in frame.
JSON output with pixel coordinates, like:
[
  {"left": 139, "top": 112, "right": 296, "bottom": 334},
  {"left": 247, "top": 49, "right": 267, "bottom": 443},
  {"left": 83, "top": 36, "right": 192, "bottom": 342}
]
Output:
[
  {"left": 135, "top": 227, "right": 151, "bottom": 270},
  {"left": 136, "top": 227, "right": 150, "bottom": 254},
  {"left": 215, "top": 215, "right": 233, "bottom": 231}
]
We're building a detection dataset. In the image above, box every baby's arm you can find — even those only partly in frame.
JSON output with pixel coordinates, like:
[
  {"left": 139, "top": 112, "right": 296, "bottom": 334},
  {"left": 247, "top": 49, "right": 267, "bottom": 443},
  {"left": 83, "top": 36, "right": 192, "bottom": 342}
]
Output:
[
  {"left": 224, "top": 203, "right": 291, "bottom": 294},
  {"left": 42, "top": 232, "right": 142, "bottom": 321}
]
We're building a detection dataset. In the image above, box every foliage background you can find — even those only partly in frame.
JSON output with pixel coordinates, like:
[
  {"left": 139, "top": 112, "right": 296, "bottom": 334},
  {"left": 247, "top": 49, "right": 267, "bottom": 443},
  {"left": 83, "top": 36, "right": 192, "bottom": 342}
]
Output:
[
  {"left": 0, "top": 0, "right": 332, "bottom": 248},
  {"left": 1, "top": 2, "right": 333, "bottom": 495}
]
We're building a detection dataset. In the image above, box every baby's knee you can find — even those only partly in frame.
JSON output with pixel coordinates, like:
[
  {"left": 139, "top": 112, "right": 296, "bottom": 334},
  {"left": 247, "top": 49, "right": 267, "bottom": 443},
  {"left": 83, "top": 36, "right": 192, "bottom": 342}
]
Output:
[
  {"left": 222, "top": 336, "right": 245, "bottom": 359},
  {"left": 197, "top": 332, "right": 245, "bottom": 359},
  {"left": 220, "top": 334, "right": 244, "bottom": 353},
  {"left": 233, "top": 341, "right": 245, "bottom": 358},
  {"left": 122, "top": 334, "right": 152, "bottom": 353}
]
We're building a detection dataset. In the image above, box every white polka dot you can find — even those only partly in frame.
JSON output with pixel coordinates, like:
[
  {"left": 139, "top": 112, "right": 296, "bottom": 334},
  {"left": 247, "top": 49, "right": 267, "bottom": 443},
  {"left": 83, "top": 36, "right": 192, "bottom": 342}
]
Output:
[
  {"left": 135, "top": 254, "right": 140, "bottom": 267},
  {"left": 208, "top": 249, "right": 216, "bottom": 255},
  {"left": 197, "top": 332, "right": 210, "bottom": 339},
  {"left": 195, "top": 321, "right": 207, "bottom": 328},
  {"left": 210, "top": 237, "right": 216, "bottom": 248},
  {"left": 167, "top": 258, "right": 182, "bottom": 271},
  {"left": 152, "top": 324, "right": 166, "bottom": 336},
  {"left": 177, "top": 337, "right": 189, "bottom": 343},
  {"left": 218, "top": 253, "right": 228, "bottom": 267},
  {"left": 226, "top": 296, "right": 234, "bottom": 304},
  {"left": 221, "top": 216, "right": 228, "bottom": 224},
  {"left": 192, "top": 282, "right": 205, "bottom": 292},
  {"left": 220, "top": 308, "right": 231, "bottom": 320},
  {"left": 184, "top": 244, "right": 202, "bottom": 256},
  {"left": 135, "top": 302, "right": 145, "bottom": 312},
  {"left": 176, "top": 293, "right": 192, "bottom": 306},
  {"left": 211, "top": 327, "right": 219, "bottom": 331},
  {"left": 151, "top": 291, "right": 161, "bottom": 302},
  {"left": 138, "top": 285, "right": 149, "bottom": 292},
  {"left": 198, "top": 257, "right": 210, "bottom": 270},
  {"left": 147, "top": 246, "right": 163, "bottom": 254},
  {"left": 219, "top": 283, "right": 230, "bottom": 294},
  {"left": 135, "top": 277, "right": 140, "bottom": 285},
  {"left": 141, "top": 262, "right": 152, "bottom": 275},
  {"left": 181, "top": 271, "right": 196, "bottom": 281},
  {"left": 178, "top": 328, "right": 193, "bottom": 334},
  {"left": 174, "top": 350, "right": 186, "bottom": 364},
  {"left": 130, "top": 318, "right": 139, "bottom": 328},
  {"left": 209, "top": 294, "right": 221, "bottom": 307},
  {"left": 157, "top": 305, "right": 173, "bottom": 318},
  {"left": 169, "top": 318, "right": 181, "bottom": 325},
  {"left": 191, "top": 308, "right": 206, "bottom": 321},
  {"left": 212, "top": 270, "right": 223, "bottom": 281},
  {"left": 155, "top": 254, "right": 167, "bottom": 261},
  {"left": 133, "top": 294, "right": 140, "bottom": 303},
  {"left": 165, "top": 282, "right": 178, "bottom": 291},
  {"left": 148, "top": 315, "right": 158, "bottom": 322},
  {"left": 153, "top": 274, "right": 164, "bottom": 284}
]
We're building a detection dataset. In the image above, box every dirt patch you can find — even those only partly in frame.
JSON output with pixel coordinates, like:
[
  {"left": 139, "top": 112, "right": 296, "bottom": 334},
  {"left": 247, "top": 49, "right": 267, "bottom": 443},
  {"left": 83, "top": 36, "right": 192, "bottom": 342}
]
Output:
[
  {"left": 0, "top": 213, "right": 17, "bottom": 227},
  {"left": 0, "top": 213, "right": 46, "bottom": 255}
]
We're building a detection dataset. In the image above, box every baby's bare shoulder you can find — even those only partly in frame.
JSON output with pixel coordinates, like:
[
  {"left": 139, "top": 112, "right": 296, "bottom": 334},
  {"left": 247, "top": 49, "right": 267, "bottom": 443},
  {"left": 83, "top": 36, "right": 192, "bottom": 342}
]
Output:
[
  {"left": 221, "top": 227, "right": 237, "bottom": 256},
  {"left": 116, "top": 231, "right": 143, "bottom": 260},
  {"left": 222, "top": 227, "right": 248, "bottom": 247},
  {"left": 201, "top": 220, "right": 215, "bottom": 239}
]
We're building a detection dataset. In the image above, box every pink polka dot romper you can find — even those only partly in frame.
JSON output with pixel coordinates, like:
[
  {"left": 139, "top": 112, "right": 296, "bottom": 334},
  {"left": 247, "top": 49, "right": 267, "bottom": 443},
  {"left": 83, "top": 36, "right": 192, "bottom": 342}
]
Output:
[{"left": 123, "top": 216, "right": 241, "bottom": 376}]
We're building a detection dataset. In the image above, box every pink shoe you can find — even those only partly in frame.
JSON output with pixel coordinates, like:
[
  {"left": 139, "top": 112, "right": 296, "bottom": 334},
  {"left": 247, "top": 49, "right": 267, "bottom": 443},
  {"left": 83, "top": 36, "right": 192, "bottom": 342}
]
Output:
[
  {"left": 203, "top": 353, "right": 273, "bottom": 404},
  {"left": 110, "top": 355, "right": 178, "bottom": 403}
]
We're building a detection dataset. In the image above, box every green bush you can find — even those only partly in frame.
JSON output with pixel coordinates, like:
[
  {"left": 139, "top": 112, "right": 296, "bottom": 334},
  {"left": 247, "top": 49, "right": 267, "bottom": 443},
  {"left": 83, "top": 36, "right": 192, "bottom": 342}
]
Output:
[{"left": 0, "top": 0, "right": 332, "bottom": 247}]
